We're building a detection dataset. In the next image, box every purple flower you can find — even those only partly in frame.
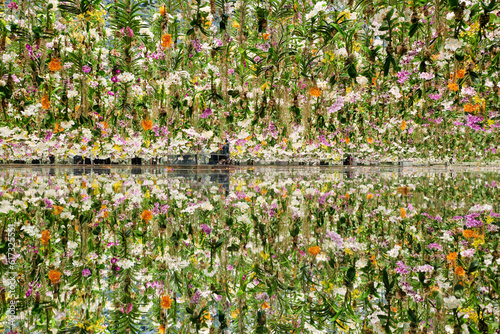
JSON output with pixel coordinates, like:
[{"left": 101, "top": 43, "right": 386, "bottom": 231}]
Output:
[
  {"left": 201, "top": 108, "right": 213, "bottom": 119},
  {"left": 396, "top": 70, "right": 410, "bottom": 84},
  {"left": 325, "top": 231, "right": 344, "bottom": 249},
  {"left": 7, "top": 1, "right": 19, "bottom": 10},
  {"left": 191, "top": 289, "right": 202, "bottom": 304},
  {"left": 111, "top": 76, "right": 119, "bottom": 83},
  {"left": 82, "top": 65, "right": 92, "bottom": 74},
  {"left": 82, "top": 268, "right": 91, "bottom": 277},
  {"left": 254, "top": 56, "right": 262, "bottom": 63},
  {"left": 111, "top": 257, "right": 118, "bottom": 264},
  {"left": 395, "top": 261, "right": 410, "bottom": 275},
  {"left": 200, "top": 224, "right": 212, "bottom": 235},
  {"left": 228, "top": 69, "right": 235, "bottom": 75},
  {"left": 126, "top": 303, "right": 133, "bottom": 314},
  {"left": 427, "top": 242, "right": 442, "bottom": 251},
  {"left": 429, "top": 93, "right": 442, "bottom": 100}
]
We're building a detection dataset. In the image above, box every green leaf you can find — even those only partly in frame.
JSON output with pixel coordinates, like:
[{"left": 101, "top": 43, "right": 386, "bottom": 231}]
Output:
[
  {"left": 346, "top": 267, "right": 356, "bottom": 282},
  {"left": 448, "top": 0, "right": 459, "bottom": 9},
  {"left": 347, "top": 64, "right": 357, "bottom": 78},
  {"left": 383, "top": 56, "right": 392, "bottom": 77}
]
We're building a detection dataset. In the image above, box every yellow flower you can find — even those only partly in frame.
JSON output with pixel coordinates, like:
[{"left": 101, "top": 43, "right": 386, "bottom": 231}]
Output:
[
  {"left": 261, "top": 82, "right": 270, "bottom": 91},
  {"left": 401, "top": 120, "right": 407, "bottom": 131},
  {"left": 232, "top": 21, "right": 240, "bottom": 29}
]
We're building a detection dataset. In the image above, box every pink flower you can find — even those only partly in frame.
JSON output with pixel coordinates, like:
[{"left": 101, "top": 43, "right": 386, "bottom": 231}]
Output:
[
  {"left": 7, "top": 1, "right": 19, "bottom": 10},
  {"left": 126, "top": 26, "right": 134, "bottom": 38},
  {"left": 126, "top": 303, "right": 133, "bottom": 314},
  {"left": 82, "top": 65, "right": 91, "bottom": 73}
]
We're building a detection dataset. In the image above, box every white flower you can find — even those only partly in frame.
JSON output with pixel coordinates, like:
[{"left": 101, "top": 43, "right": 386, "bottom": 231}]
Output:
[
  {"left": 117, "top": 72, "right": 135, "bottom": 83},
  {"left": 117, "top": 259, "right": 135, "bottom": 269},
  {"left": 356, "top": 257, "right": 368, "bottom": 269},
  {"left": 335, "top": 47, "right": 348, "bottom": 57},
  {"left": 67, "top": 241, "right": 78, "bottom": 250},
  {"left": 446, "top": 12, "right": 455, "bottom": 20},
  {"left": 443, "top": 295, "right": 462, "bottom": 309},
  {"left": 67, "top": 90, "right": 79, "bottom": 98},
  {"left": 444, "top": 38, "right": 463, "bottom": 52},
  {"left": 356, "top": 76, "right": 368, "bottom": 86},
  {"left": 60, "top": 120, "right": 75, "bottom": 129}
]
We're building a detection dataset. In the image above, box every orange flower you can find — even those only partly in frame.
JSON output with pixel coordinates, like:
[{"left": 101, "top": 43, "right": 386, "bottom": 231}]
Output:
[
  {"left": 463, "top": 229, "right": 474, "bottom": 238},
  {"left": 141, "top": 119, "right": 153, "bottom": 131},
  {"left": 345, "top": 193, "right": 350, "bottom": 200},
  {"left": 41, "top": 230, "right": 50, "bottom": 246},
  {"left": 345, "top": 137, "right": 350, "bottom": 144},
  {"left": 448, "top": 82, "right": 459, "bottom": 92},
  {"left": 48, "top": 57, "right": 62, "bottom": 72},
  {"left": 308, "top": 246, "right": 321, "bottom": 256},
  {"left": 141, "top": 210, "right": 153, "bottom": 222},
  {"left": 159, "top": 324, "right": 166, "bottom": 334},
  {"left": 54, "top": 205, "right": 64, "bottom": 215},
  {"left": 367, "top": 137, "right": 373, "bottom": 144},
  {"left": 309, "top": 87, "right": 322, "bottom": 97},
  {"left": 161, "top": 295, "right": 172, "bottom": 309},
  {"left": 456, "top": 69, "right": 465, "bottom": 79},
  {"left": 464, "top": 103, "right": 480, "bottom": 114},
  {"left": 48, "top": 270, "right": 62, "bottom": 284},
  {"left": 159, "top": 5, "right": 167, "bottom": 16},
  {"left": 401, "top": 120, "right": 407, "bottom": 131},
  {"left": 41, "top": 94, "right": 50, "bottom": 110},
  {"left": 262, "top": 302, "right": 270, "bottom": 309},
  {"left": 161, "top": 33, "right": 173, "bottom": 48},
  {"left": 54, "top": 123, "right": 64, "bottom": 133},
  {"left": 447, "top": 252, "right": 458, "bottom": 263},
  {"left": 366, "top": 193, "right": 373, "bottom": 200},
  {"left": 455, "top": 266, "right": 465, "bottom": 276},
  {"left": 262, "top": 33, "right": 270, "bottom": 40},
  {"left": 400, "top": 207, "right": 407, "bottom": 219}
]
